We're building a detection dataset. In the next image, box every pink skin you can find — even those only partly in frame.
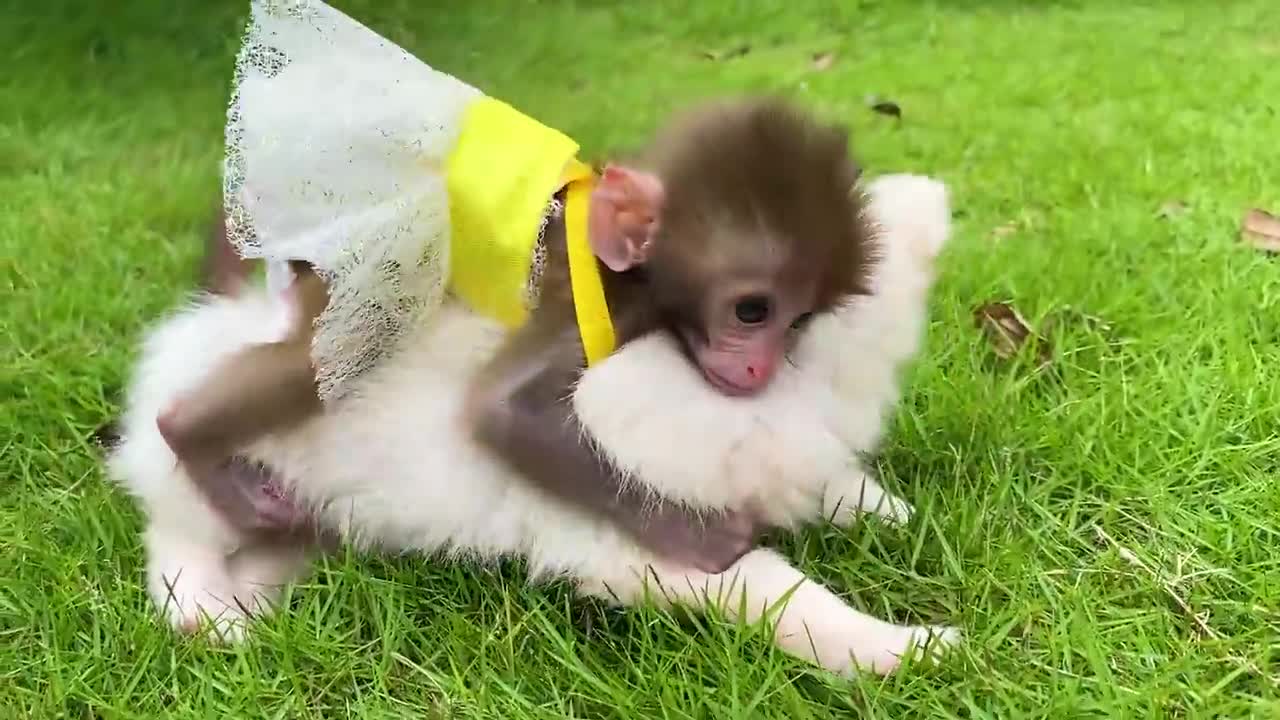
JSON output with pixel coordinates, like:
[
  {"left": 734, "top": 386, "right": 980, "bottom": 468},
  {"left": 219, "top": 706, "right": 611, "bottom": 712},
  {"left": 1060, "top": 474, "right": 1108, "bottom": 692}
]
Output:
[
  {"left": 687, "top": 326, "right": 787, "bottom": 396},
  {"left": 587, "top": 165, "right": 663, "bottom": 273},
  {"left": 688, "top": 285, "right": 815, "bottom": 396}
]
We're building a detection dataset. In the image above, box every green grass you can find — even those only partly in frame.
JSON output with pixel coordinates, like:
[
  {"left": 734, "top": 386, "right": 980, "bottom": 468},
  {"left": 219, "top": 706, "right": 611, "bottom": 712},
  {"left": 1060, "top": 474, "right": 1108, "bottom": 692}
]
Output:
[{"left": 4, "top": 0, "right": 1280, "bottom": 716}]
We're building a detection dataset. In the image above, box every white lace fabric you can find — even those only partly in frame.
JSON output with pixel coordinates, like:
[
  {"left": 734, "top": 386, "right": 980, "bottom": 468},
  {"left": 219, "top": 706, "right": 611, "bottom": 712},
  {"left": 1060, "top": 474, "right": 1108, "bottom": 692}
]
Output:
[
  {"left": 224, "top": 0, "right": 483, "bottom": 401},
  {"left": 524, "top": 196, "right": 562, "bottom": 311}
]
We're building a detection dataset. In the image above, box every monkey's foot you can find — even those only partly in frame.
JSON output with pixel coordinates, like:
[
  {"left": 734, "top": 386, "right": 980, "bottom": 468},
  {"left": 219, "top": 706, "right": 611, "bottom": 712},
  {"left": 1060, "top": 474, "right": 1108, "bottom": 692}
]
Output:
[{"left": 821, "top": 470, "right": 914, "bottom": 527}]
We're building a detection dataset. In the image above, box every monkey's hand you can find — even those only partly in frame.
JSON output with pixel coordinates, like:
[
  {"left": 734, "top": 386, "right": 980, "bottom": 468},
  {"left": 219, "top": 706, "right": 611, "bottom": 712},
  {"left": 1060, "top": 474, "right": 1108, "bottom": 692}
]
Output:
[
  {"left": 628, "top": 503, "right": 763, "bottom": 574},
  {"left": 467, "top": 330, "right": 769, "bottom": 574}
]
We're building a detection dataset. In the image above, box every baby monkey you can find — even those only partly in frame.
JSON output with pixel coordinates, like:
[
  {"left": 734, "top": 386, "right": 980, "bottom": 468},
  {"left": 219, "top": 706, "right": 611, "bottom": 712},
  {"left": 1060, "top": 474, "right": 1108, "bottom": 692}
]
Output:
[{"left": 160, "top": 98, "right": 875, "bottom": 572}]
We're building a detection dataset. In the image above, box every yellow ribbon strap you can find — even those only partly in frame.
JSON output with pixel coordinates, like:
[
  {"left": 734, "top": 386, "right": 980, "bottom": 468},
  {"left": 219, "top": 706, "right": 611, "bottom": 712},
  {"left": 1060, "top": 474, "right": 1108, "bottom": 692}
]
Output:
[
  {"left": 561, "top": 159, "right": 617, "bottom": 366},
  {"left": 441, "top": 96, "right": 615, "bottom": 364}
]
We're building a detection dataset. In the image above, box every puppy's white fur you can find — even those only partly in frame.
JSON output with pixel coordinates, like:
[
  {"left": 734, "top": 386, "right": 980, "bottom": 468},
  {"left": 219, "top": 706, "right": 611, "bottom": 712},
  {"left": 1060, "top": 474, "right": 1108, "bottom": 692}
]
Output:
[{"left": 109, "top": 174, "right": 954, "bottom": 675}]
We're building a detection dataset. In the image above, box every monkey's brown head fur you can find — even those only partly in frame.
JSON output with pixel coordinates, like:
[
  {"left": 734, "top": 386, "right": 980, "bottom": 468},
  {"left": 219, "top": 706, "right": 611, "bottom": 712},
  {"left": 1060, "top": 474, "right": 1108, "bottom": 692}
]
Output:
[{"left": 588, "top": 97, "right": 876, "bottom": 396}]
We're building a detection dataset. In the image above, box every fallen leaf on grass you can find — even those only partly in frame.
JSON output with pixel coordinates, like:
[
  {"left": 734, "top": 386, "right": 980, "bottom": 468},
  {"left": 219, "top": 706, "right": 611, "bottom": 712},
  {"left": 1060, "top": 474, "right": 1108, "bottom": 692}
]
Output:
[
  {"left": 92, "top": 420, "right": 120, "bottom": 450},
  {"left": 1156, "top": 200, "right": 1188, "bottom": 219},
  {"left": 973, "top": 301, "right": 1051, "bottom": 364},
  {"left": 699, "top": 44, "right": 752, "bottom": 61},
  {"left": 1242, "top": 208, "right": 1280, "bottom": 252},
  {"left": 864, "top": 94, "right": 902, "bottom": 119},
  {"left": 991, "top": 222, "right": 1018, "bottom": 240},
  {"left": 870, "top": 101, "right": 901, "bottom": 118},
  {"left": 811, "top": 51, "right": 836, "bottom": 71},
  {"left": 88, "top": 37, "right": 111, "bottom": 61},
  {"left": 1040, "top": 306, "right": 1114, "bottom": 337}
]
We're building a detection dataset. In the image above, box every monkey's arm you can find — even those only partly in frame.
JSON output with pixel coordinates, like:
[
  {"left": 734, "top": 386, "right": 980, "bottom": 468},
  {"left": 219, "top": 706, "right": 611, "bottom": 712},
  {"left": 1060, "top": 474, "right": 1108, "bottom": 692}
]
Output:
[
  {"left": 201, "top": 207, "right": 255, "bottom": 297},
  {"left": 157, "top": 265, "right": 332, "bottom": 534},
  {"left": 465, "top": 326, "right": 761, "bottom": 574},
  {"left": 158, "top": 265, "right": 329, "bottom": 464},
  {"left": 157, "top": 339, "right": 321, "bottom": 462}
]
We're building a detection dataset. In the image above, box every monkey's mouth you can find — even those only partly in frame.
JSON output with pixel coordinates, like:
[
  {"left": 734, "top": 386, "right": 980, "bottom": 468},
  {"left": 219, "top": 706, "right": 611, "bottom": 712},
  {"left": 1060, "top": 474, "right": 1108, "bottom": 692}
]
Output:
[
  {"left": 701, "top": 366, "right": 755, "bottom": 397},
  {"left": 676, "top": 329, "right": 758, "bottom": 397}
]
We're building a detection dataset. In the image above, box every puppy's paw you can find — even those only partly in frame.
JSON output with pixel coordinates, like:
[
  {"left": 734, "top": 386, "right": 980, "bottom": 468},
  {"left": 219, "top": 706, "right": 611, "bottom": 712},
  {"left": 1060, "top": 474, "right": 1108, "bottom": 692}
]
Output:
[
  {"left": 821, "top": 470, "right": 914, "bottom": 527},
  {"left": 838, "top": 623, "right": 960, "bottom": 676},
  {"left": 907, "top": 624, "right": 961, "bottom": 663},
  {"left": 150, "top": 563, "right": 252, "bottom": 643},
  {"left": 145, "top": 534, "right": 256, "bottom": 644}
]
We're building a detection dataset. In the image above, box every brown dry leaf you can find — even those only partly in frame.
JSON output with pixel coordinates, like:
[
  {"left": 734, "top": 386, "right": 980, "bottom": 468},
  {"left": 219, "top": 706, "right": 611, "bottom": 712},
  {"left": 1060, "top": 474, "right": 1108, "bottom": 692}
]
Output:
[
  {"left": 974, "top": 302, "right": 1051, "bottom": 364},
  {"left": 1157, "top": 200, "right": 1189, "bottom": 219},
  {"left": 92, "top": 420, "right": 120, "bottom": 450},
  {"left": 699, "top": 44, "right": 752, "bottom": 61},
  {"left": 1242, "top": 208, "right": 1280, "bottom": 252},
  {"left": 991, "top": 222, "right": 1018, "bottom": 240},
  {"left": 1041, "top": 306, "right": 1113, "bottom": 337},
  {"left": 812, "top": 51, "right": 836, "bottom": 71},
  {"left": 870, "top": 101, "right": 902, "bottom": 119}
]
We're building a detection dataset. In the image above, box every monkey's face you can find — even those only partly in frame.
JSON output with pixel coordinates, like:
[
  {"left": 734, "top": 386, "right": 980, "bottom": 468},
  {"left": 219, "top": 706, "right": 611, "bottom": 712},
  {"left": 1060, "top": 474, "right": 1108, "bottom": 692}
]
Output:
[
  {"left": 692, "top": 285, "right": 816, "bottom": 396},
  {"left": 653, "top": 253, "right": 824, "bottom": 397}
]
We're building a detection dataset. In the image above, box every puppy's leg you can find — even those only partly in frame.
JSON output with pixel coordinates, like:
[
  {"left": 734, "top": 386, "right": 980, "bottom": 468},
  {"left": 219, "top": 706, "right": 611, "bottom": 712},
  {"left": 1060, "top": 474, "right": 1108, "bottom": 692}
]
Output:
[
  {"left": 595, "top": 549, "right": 957, "bottom": 676},
  {"left": 130, "top": 459, "right": 266, "bottom": 641},
  {"left": 821, "top": 462, "right": 914, "bottom": 527},
  {"left": 144, "top": 520, "right": 252, "bottom": 642}
]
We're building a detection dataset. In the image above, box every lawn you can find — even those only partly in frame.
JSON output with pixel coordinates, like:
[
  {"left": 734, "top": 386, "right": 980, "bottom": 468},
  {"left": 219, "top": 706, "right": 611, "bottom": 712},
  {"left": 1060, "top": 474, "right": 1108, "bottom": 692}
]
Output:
[{"left": 4, "top": 0, "right": 1280, "bottom": 716}]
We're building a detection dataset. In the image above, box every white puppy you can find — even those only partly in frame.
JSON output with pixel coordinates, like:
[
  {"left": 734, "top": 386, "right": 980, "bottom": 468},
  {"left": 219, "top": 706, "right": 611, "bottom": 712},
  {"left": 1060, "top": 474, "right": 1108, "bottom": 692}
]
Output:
[{"left": 109, "top": 174, "right": 955, "bottom": 676}]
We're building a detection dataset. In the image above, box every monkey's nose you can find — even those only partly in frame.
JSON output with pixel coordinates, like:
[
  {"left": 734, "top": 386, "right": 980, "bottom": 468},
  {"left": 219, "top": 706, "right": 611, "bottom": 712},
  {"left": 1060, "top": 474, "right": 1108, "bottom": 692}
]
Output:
[{"left": 745, "top": 364, "right": 773, "bottom": 385}]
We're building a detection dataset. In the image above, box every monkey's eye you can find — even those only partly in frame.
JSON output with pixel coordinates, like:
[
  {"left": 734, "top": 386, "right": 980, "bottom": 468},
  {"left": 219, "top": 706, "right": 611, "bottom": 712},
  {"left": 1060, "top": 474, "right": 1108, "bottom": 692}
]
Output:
[
  {"left": 734, "top": 296, "right": 771, "bottom": 325},
  {"left": 790, "top": 312, "right": 814, "bottom": 330}
]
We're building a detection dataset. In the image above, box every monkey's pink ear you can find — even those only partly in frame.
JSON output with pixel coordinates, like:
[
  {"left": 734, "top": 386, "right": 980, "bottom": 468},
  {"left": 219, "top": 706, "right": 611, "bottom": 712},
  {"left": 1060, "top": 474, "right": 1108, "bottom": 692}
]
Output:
[{"left": 588, "top": 165, "right": 665, "bottom": 272}]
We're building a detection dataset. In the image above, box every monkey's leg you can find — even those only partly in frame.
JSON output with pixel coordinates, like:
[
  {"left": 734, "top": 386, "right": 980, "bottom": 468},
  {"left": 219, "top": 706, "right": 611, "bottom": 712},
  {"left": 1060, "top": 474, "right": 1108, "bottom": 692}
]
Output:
[
  {"left": 143, "top": 461, "right": 315, "bottom": 641},
  {"left": 594, "top": 548, "right": 958, "bottom": 676},
  {"left": 820, "top": 463, "right": 914, "bottom": 527},
  {"left": 155, "top": 340, "right": 322, "bottom": 537},
  {"left": 158, "top": 260, "right": 328, "bottom": 471}
]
